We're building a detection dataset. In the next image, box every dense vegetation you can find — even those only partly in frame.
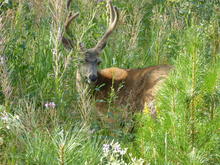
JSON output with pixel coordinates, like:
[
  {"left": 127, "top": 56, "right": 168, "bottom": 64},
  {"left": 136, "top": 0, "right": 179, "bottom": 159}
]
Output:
[{"left": 0, "top": 0, "right": 219, "bottom": 164}]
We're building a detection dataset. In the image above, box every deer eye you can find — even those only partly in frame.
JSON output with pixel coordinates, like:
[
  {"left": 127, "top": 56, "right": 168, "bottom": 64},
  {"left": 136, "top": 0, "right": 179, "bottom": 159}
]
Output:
[
  {"left": 97, "top": 60, "right": 101, "bottom": 65},
  {"left": 85, "top": 58, "right": 89, "bottom": 63}
]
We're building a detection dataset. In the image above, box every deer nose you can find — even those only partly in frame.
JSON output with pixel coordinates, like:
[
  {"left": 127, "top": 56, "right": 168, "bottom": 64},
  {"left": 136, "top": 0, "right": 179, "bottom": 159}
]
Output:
[{"left": 89, "top": 74, "right": 98, "bottom": 82}]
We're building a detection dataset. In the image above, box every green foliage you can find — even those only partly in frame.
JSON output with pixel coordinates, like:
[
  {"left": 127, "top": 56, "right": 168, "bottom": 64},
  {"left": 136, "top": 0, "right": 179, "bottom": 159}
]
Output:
[
  {"left": 133, "top": 2, "right": 220, "bottom": 163},
  {"left": 0, "top": 0, "right": 219, "bottom": 164},
  {"left": 0, "top": 103, "right": 102, "bottom": 164}
]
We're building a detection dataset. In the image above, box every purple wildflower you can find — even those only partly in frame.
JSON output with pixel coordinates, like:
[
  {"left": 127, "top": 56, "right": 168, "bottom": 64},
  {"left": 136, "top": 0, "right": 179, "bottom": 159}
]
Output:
[
  {"left": 45, "top": 102, "right": 56, "bottom": 109},
  {"left": 119, "top": 148, "right": 127, "bottom": 155},
  {"left": 113, "top": 142, "right": 121, "bottom": 153},
  {"left": 44, "top": 103, "right": 49, "bottom": 108}
]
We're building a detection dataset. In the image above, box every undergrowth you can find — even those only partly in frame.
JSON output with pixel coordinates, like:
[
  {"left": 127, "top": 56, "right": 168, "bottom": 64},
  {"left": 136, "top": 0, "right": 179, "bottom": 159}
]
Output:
[{"left": 0, "top": 0, "right": 219, "bottom": 164}]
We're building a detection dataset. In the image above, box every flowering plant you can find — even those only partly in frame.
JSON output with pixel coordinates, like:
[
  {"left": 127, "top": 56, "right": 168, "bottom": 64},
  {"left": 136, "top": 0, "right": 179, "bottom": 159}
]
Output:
[
  {"left": 100, "top": 141, "right": 145, "bottom": 165},
  {"left": 44, "top": 102, "right": 56, "bottom": 109}
]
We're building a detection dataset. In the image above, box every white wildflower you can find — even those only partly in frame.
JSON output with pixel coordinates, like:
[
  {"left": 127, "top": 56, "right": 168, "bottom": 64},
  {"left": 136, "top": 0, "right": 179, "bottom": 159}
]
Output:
[{"left": 103, "top": 144, "right": 110, "bottom": 154}]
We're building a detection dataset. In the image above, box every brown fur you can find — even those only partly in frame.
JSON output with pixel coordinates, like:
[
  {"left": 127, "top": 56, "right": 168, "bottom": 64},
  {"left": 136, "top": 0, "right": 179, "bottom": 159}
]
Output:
[
  {"left": 94, "top": 65, "right": 172, "bottom": 115},
  {"left": 60, "top": 1, "right": 172, "bottom": 122}
]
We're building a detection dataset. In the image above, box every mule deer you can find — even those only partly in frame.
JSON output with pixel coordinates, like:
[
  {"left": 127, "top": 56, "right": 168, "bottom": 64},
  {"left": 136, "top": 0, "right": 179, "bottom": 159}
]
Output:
[{"left": 62, "top": 0, "right": 172, "bottom": 120}]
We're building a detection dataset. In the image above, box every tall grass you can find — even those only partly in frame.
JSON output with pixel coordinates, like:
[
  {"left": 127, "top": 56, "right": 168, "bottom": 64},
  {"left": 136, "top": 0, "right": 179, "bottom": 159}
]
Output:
[{"left": 0, "top": 0, "right": 219, "bottom": 164}]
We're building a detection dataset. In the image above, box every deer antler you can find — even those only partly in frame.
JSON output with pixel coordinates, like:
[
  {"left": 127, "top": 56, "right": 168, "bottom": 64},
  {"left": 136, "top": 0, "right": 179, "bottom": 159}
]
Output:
[
  {"left": 67, "top": 0, "right": 72, "bottom": 9},
  {"left": 94, "top": 0, "right": 119, "bottom": 52},
  {"left": 61, "top": 0, "right": 79, "bottom": 50}
]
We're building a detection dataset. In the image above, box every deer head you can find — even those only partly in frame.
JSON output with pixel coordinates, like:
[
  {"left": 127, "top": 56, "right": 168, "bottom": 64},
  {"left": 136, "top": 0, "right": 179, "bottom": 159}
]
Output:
[
  {"left": 62, "top": 0, "right": 119, "bottom": 84},
  {"left": 79, "top": 1, "right": 119, "bottom": 83}
]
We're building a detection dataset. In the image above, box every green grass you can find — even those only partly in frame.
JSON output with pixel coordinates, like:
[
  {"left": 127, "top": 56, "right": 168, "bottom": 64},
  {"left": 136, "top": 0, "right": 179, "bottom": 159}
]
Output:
[{"left": 0, "top": 0, "right": 219, "bottom": 164}]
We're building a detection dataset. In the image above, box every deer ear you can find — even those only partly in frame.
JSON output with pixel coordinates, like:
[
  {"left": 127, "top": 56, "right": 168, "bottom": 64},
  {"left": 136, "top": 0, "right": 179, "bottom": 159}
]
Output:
[
  {"left": 79, "top": 42, "right": 87, "bottom": 52},
  {"left": 100, "top": 67, "right": 128, "bottom": 80}
]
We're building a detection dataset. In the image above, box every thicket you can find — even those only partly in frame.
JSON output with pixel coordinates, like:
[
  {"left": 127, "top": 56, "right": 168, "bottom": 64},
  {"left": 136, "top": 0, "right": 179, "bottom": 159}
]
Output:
[{"left": 0, "top": 0, "right": 219, "bottom": 164}]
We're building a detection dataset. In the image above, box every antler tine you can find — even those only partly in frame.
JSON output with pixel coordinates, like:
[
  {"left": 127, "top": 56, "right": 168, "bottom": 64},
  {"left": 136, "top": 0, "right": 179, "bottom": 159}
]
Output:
[
  {"left": 109, "top": 0, "right": 115, "bottom": 23},
  {"left": 65, "top": 0, "right": 79, "bottom": 32},
  {"left": 64, "top": 12, "right": 79, "bottom": 32},
  {"left": 61, "top": 12, "right": 79, "bottom": 50},
  {"left": 67, "top": 0, "right": 72, "bottom": 9},
  {"left": 61, "top": 0, "right": 79, "bottom": 50},
  {"left": 94, "top": 1, "right": 119, "bottom": 52}
]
